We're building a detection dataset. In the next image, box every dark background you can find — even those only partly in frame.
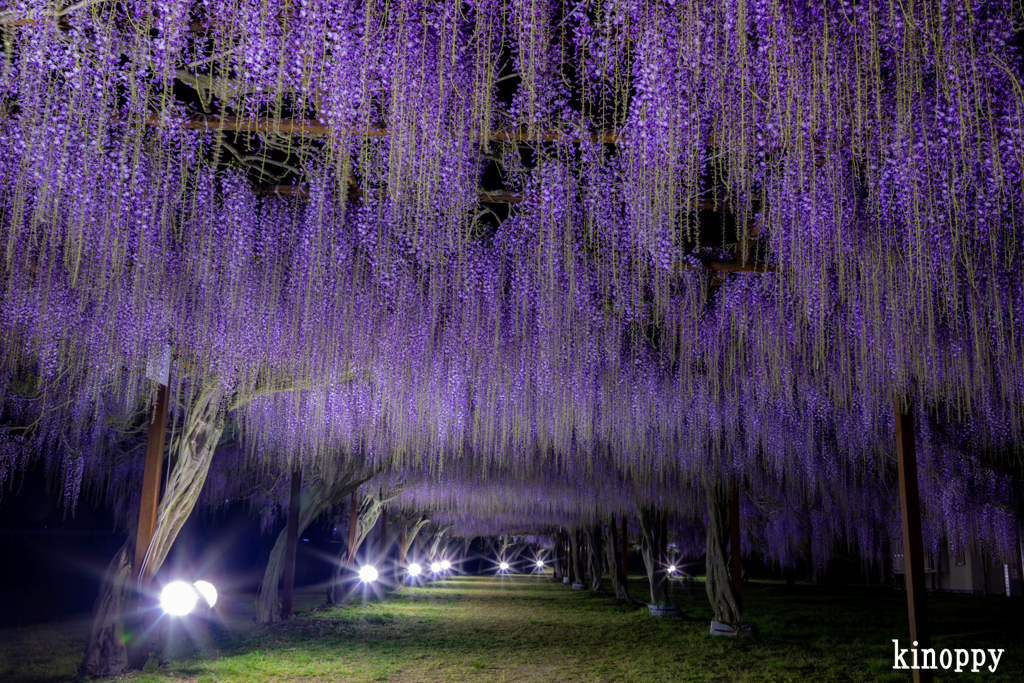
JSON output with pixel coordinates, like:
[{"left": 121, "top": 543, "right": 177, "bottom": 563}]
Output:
[{"left": 0, "top": 467, "right": 507, "bottom": 628}]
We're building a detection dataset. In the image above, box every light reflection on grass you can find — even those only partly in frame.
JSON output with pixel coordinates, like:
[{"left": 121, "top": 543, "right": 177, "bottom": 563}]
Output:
[{"left": 0, "top": 576, "right": 1020, "bottom": 682}]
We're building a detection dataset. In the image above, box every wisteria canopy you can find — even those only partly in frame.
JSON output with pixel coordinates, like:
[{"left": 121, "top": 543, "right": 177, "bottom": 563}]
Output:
[{"left": 0, "top": 0, "right": 1022, "bottom": 573}]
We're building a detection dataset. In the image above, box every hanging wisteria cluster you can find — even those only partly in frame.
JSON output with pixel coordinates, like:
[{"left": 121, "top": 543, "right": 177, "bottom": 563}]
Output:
[{"left": 1, "top": 0, "right": 1022, "bottom": 567}]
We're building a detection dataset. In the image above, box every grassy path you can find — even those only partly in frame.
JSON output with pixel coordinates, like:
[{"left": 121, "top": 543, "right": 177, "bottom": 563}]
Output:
[{"left": 1, "top": 575, "right": 1020, "bottom": 682}]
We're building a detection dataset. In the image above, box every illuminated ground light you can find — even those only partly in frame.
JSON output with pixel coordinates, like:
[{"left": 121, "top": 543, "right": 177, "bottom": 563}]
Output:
[
  {"left": 440, "top": 559, "right": 451, "bottom": 570},
  {"left": 193, "top": 580, "right": 218, "bottom": 608},
  {"left": 536, "top": 560, "right": 545, "bottom": 569},
  {"left": 160, "top": 581, "right": 198, "bottom": 616},
  {"left": 499, "top": 561, "right": 510, "bottom": 571},
  {"left": 668, "top": 565, "right": 677, "bottom": 574},
  {"left": 430, "top": 561, "right": 442, "bottom": 573},
  {"left": 358, "top": 565, "right": 379, "bottom": 583},
  {"left": 407, "top": 563, "right": 422, "bottom": 577}
]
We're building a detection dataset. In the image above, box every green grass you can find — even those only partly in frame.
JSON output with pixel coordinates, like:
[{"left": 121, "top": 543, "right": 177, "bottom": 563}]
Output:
[{"left": 1, "top": 576, "right": 1020, "bottom": 682}]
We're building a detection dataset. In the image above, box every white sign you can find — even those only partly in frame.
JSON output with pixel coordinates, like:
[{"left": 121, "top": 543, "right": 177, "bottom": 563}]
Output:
[{"left": 145, "top": 343, "right": 172, "bottom": 386}]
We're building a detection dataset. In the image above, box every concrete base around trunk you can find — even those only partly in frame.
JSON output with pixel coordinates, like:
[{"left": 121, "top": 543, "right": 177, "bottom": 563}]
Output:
[
  {"left": 647, "top": 604, "right": 679, "bottom": 616},
  {"left": 710, "top": 620, "right": 758, "bottom": 637}
]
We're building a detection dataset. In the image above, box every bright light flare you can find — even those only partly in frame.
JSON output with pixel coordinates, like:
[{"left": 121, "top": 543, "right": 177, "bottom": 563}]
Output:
[
  {"left": 499, "top": 561, "right": 510, "bottom": 571},
  {"left": 440, "top": 560, "right": 451, "bottom": 570},
  {"left": 430, "top": 561, "right": 442, "bottom": 573},
  {"left": 668, "top": 565, "right": 677, "bottom": 573},
  {"left": 536, "top": 560, "right": 545, "bottom": 568},
  {"left": 193, "top": 580, "right": 217, "bottom": 608},
  {"left": 160, "top": 581, "right": 198, "bottom": 616},
  {"left": 407, "top": 563, "right": 422, "bottom": 577},
  {"left": 358, "top": 565, "right": 379, "bottom": 583}
]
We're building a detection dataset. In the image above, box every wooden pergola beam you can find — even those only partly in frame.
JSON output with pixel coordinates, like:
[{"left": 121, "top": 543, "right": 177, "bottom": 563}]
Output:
[{"left": 152, "top": 114, "right": 623, "bottom": 144}]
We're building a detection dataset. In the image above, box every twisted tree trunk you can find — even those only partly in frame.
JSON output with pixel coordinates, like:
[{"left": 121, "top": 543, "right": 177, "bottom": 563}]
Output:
[
  {"left": 549, "top": 530, "right": 563, "bottom": 581},
  {"left": 327, "top": 493, "right": 382, "bottom": 604},
  {"left": 706, "top": 480, "right": 743, "bottom": 624},
  {"left": 584, "top": 524, "right": 604, "bottom": 591},
  {"left": 81, "top": 386, "right": 225, "bottom": 676},
  {"left": 78, "top": 541, "right": 133, "bottom": 678},
  {"left": 425, "top": 525, "right": 453, "bottom": 561},
  {"left": 603, "top": 517, "right": 630, "bottom": 600},
  {"left": 638, "top": 506, "right": 669, "bottom": 605},
  {"left": 569, "top": 529, "right": 585, "bottom": 584},
  {"left": 559, "top": 531, "right": 570, "bottom": 579},
  {"left": 399, "top": 515, "right": 430, "bottom": 562},
  {"left": 325, "top": 487, "right": 403, "bottom": 603},
  {"left": 255, "top": 463, "right": 373, "bottom": 623}
]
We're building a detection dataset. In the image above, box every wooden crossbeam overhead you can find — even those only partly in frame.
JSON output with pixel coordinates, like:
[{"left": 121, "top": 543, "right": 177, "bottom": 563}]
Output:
[
  {"left": 251, "top": 184, "right": 527, "bottom": 206},
  {"left": 148, "top": 114, "right": 622, "bottom": 145}
]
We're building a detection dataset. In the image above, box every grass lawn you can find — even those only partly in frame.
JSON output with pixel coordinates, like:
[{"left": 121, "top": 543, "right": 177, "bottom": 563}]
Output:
[{"left": 0, "top": 575, "right": 1020, "bottom": 682}]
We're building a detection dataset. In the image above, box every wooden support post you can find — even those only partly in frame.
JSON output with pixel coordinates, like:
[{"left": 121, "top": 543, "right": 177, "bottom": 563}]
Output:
[
  {"left": 134, "top": 383, "right": 170, "bottom": 583},
  {"left": 281, "top": 467, "right": 302, "bottom": 619},
  {"left": 400, "top": 526, "right": 407, "bottom": 564},
  {"left": 895, "top": 397, "right": 931, "bottom": 683},
  {"left": 379, "top": 508, "right": 388, "bottom": 557},
  {"left": 730, "top": 482, "right": 742, "bottom": 600},
  {"left": 347, "top": 493, "right": 359, "bottom": 566},
  {"left": 621, "top": 515, "right": 628, "bottom": 576}
]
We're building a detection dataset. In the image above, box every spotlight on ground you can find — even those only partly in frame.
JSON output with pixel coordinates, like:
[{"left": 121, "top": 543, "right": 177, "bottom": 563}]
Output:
[
  {"left": 193, "top": 580, "right": 218, "bottom": 608},
  {"left": 668, "top": 565, "right": 677, "bottom": 574},
  {"left": 358, "top": 565, "right": 379, "bottom": 583},
  {"left": 440, "top": 559, "right": 451, "bottom": 570},
  {"left": 430, "top": 561, "right": 442, "bottom": 573},
  {"left": 407, "top": 563, "right": 422, "bottom": 577},
  {"left": 499, "top": 561, "right": 510, "bottom": 571},
  {"left": 161, "top": 581, "right": 199, "bottom": 616},
  {"left": 536, "top": 560, "right": 545, "bottom": 569}
]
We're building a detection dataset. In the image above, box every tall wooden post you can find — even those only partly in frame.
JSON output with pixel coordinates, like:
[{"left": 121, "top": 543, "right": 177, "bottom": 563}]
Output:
[
  {"left": 621, "top": 515, "right": 628, "bottom": 576},
  {"left": 134, "top": 383, "right": 170, "bottom": 583},
  {"left": 281, "top": 467, "right": 302, "bottom": 619},
  {"left": 347, "top": 493, "right": 359, "bottom": 566},
  {"left": 730, "top": 482, "right": 742, "bottom": 600},
  {"left": 400, "top": 526, "right": 407, "bottom": 563},
  {"left": 895, "top": 397, "right": 931, "bottom": 683},
  {"left": 379, "top": 507, "right": 388, "bottom": 558}
]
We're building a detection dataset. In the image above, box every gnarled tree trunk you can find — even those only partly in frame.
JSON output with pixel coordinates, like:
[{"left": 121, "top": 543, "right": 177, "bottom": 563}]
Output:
[
  {"left": 569, "top": 529, "right": 585, "bottom": 584},
  {"left": 327, "top": 492, "right": 382, "bottom": 604},
  {"left": 584, "top": 524, "right": 604, "bottom": 591},
  {"left": 638, "top": 506, "right": 669, "bottom": 605},
  {"left": 705, "top": 480, "right": 743, "bottom": 624},
  {"left": 79, "top": 541, "right": 133, "bottom": 678},
  {"left": 400, "top": 515, "right": 430, "bottom": 562},
  {"left": 549, "top": 530, "right": 563, "bottom": 581},
  {"left": 603, "top": 517, "right": 629, "bottom": 600},
  {"left": 424, "top": 524, "right": 453, "bottom": 562},
  {"left": 326, "top": 487, "right": 403, "bottom": 603},
  {"left": 82, "top": 385, "right": 225, "bottom": 676},
  {"left": 255, "top": 463, "right": 374, "bottom": 623}
]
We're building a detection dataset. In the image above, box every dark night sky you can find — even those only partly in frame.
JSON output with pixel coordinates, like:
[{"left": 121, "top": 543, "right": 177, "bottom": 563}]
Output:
[
  {"left": 0, "top": 470, "right": 501, "bottom": 628},
  {"left": 0, "top": 467, "right": 327, "bottom": 627}
]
